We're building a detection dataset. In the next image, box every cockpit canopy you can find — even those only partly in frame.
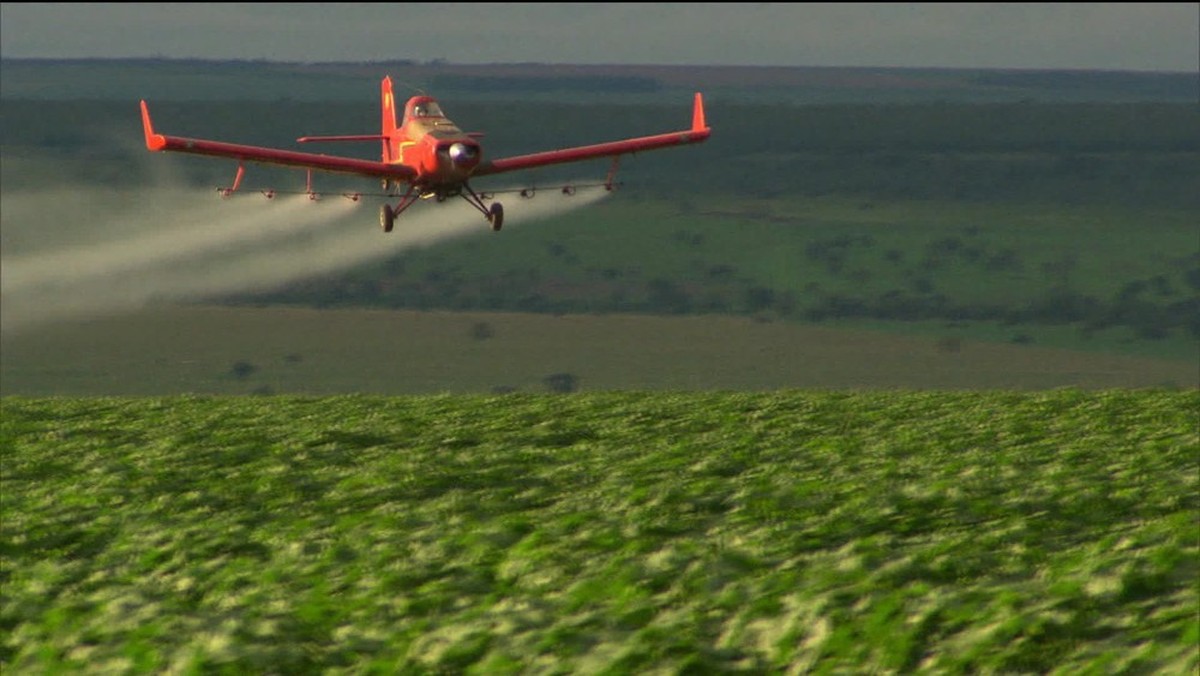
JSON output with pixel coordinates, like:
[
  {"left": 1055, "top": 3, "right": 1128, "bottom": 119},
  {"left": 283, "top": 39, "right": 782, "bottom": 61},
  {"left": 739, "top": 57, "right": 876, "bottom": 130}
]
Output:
[{"left": 406, "top": 97, "right": 445, "bottom": 120}]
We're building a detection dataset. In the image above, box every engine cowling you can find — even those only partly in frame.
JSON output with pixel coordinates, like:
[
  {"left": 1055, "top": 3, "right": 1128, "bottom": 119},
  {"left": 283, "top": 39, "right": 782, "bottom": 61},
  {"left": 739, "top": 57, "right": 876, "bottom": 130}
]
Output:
[{"left": 447, "top": 142, "right": 480, "bottom": 168}]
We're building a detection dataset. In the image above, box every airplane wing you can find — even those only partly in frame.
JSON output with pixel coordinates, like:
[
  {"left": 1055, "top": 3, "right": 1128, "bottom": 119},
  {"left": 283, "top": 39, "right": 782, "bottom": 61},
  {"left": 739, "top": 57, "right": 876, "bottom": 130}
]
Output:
[
  {"left": 471, "top": 93, "right": 710, "bottom": 178},
  {"left": 139, "top": 101, "right": 417, "bottom": 182}
]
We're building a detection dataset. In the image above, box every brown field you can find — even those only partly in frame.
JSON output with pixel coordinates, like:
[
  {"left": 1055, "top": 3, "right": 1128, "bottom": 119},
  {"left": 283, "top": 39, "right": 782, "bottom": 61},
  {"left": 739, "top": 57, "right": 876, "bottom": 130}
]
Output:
[{"left": 1, "top": 305, "right": 1193, "bottom": 396}]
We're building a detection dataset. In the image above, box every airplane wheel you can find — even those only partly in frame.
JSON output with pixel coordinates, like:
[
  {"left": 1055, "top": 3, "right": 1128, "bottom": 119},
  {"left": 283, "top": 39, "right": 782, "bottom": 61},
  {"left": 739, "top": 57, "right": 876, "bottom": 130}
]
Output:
[
  {"left": 379, "top": 204, "right": 395, "bottom": 233},
  {"left": 489, "top": 202, "right": 504, "bottom": 232}
]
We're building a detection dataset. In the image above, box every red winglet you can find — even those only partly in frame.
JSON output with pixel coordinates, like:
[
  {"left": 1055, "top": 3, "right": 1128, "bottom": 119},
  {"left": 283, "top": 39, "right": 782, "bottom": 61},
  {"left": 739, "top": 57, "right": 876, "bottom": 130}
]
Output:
[
  {"left": 140, "top": 100, "right": 166, "bottom": 151},
  {"left": 472, "top": 92, "right": 711, "bottom": 178}
]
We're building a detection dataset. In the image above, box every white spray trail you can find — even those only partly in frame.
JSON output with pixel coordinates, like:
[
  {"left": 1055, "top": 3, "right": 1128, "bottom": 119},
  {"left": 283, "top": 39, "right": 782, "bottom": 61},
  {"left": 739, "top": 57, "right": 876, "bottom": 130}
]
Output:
[
  {"left": 3, "top": 191, "right": 325, "bottom": 293},
  {"left": 1, "top": 184, "right": 608, "bottom": 334}
]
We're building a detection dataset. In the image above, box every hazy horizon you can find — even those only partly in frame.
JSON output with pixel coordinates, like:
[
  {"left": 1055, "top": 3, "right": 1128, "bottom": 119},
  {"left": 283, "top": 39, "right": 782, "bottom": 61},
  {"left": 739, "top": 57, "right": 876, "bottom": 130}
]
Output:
[
  {"left": 3, "top": 4, "right": 1196, "bottom": 73},
  {"left": 3, "top": 54, "right": 1194, "bottom": 75}
]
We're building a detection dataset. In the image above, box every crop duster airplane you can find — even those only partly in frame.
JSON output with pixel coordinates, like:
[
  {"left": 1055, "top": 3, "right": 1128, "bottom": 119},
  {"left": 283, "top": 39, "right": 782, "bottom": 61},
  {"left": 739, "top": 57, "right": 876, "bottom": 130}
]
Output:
[{"left": 139, "top": 76, "right": 710, "bottom": 232}]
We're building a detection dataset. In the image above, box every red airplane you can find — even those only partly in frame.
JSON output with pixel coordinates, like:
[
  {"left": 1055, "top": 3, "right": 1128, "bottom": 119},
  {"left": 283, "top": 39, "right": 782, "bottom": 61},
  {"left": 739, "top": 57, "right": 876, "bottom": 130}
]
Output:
[{"left": 139, "top": 76, "right": 710, "bottom": 232}]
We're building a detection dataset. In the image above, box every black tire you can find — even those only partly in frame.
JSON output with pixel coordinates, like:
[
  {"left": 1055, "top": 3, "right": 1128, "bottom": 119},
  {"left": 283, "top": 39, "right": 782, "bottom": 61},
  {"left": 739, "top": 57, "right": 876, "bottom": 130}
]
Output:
[
  {"left": 489, "top": 202, "right": 504, "bottom": 232},
  {"left": 379, "top": 204, "right": 395, "bottom": 233}
]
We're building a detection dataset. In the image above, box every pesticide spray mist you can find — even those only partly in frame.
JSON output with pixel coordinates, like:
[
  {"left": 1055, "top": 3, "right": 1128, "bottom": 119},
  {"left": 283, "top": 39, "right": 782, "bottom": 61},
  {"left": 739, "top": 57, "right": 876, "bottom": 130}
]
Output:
[{"left": 0, "top": 181, "right": 609, "bottom": 334}]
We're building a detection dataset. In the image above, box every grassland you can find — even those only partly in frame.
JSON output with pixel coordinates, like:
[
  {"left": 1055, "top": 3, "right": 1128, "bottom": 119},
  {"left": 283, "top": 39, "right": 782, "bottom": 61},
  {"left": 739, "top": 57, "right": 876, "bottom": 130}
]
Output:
[
  {"left": 320, "top": 196, "right": 1200, "bottom": 306},
  {"left": 292, "top": 196, "right": 1198, "bottom": 359},
  {"left": 3, "top": 69, "right": 1197, "bottom": 365},
  {"left": 2, "top": 391, "right": 1197, "bottom": 672},
  {"left": 10, "top": 97, "right": 1195, "bottom": 359},
  {"left": 2, "top": 70, "right": 1195, "bottom": 368}
]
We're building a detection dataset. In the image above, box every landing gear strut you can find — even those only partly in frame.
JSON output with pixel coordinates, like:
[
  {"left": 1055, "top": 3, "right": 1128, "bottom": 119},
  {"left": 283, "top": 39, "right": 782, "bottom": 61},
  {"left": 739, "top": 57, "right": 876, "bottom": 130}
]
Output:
[
  {"left": 380, "top": 184, "right": 419, "bottom": 234},
  {"left": 379, "top": 182, "right": 502, "bottom": 233},
  {"left": 460, "top": 182, "right": 502, "bottom": 233}
]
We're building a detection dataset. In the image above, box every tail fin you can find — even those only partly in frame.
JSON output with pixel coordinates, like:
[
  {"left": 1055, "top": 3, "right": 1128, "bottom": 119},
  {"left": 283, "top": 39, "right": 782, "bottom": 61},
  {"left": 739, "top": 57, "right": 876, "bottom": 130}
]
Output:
[
  {"left": 381, "top": 76, "right": 398, "bottom": 136},
  {"left": 381, "top": 76, "right": 398, "bottom": 162}
]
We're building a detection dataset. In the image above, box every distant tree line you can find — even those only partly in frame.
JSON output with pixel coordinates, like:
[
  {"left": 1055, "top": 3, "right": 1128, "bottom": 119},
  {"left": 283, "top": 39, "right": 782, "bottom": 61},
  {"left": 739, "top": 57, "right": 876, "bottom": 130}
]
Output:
[
  {"left": 239, "top": 259, "right": 1200, "bottom": 342},
  {"left": 972, "top": 70, "right": 1199, "bottom": 100},
  {"left": 429, "top": 75, "right": 660, "bottom": 93}
]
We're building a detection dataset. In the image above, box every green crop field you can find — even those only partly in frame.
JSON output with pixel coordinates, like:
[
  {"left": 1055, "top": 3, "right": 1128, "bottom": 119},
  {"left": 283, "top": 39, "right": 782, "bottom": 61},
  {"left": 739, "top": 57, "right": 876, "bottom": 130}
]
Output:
[{"left": 2, "top": 391, "right": 1197, "bottom": 672}]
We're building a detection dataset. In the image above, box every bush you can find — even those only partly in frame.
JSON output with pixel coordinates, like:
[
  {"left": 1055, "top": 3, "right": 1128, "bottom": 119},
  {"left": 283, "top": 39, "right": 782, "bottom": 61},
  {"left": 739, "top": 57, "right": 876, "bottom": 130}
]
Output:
[
  {"left": 230, "top": 361, "right": 257, "bottom": 380},
  {"left": 544, "top": 373, "right": 578, "bottom": 393}
]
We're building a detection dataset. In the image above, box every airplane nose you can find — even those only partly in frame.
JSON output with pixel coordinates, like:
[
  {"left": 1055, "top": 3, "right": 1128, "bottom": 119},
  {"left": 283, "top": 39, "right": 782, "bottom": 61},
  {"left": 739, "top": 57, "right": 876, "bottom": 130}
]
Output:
[{"left": 448, "top": 142, "right": 480, "bottom": 167}]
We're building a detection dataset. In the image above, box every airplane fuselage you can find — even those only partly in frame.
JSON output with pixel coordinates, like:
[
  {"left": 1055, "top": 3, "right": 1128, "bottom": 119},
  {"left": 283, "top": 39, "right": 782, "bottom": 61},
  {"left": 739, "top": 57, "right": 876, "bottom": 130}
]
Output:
[{"left": 393, "top": 96, "right": 482, "bottom": 188}]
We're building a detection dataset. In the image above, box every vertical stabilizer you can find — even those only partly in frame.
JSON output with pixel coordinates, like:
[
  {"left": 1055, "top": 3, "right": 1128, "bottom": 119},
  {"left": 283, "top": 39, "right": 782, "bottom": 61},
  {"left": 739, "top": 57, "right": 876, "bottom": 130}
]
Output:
[{"left": 381, "top": 76, "right": 398, "bottom": 162}]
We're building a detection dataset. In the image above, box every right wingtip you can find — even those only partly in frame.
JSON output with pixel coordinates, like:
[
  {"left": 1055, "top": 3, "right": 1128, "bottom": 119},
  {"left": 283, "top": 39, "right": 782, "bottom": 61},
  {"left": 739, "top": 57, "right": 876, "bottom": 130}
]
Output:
[
  {"left": 692, "top": 92, "right": 707, "bottom": 133},
  {"left": 140, "top": 100, "right": 166, "bottom": 151}
]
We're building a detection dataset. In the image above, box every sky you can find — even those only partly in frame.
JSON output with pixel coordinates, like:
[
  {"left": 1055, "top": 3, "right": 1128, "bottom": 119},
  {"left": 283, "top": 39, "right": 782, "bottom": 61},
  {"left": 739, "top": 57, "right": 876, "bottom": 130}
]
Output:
[{"left": 1, "top": 3, "right": 1197, "bottom": 72}]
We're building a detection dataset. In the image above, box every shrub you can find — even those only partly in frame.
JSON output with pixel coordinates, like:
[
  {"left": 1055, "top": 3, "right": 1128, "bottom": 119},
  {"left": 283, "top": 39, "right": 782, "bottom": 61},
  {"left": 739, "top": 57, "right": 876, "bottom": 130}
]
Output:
[{"left": 544, "top": 373, "right": 578, "bottom": 393}]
